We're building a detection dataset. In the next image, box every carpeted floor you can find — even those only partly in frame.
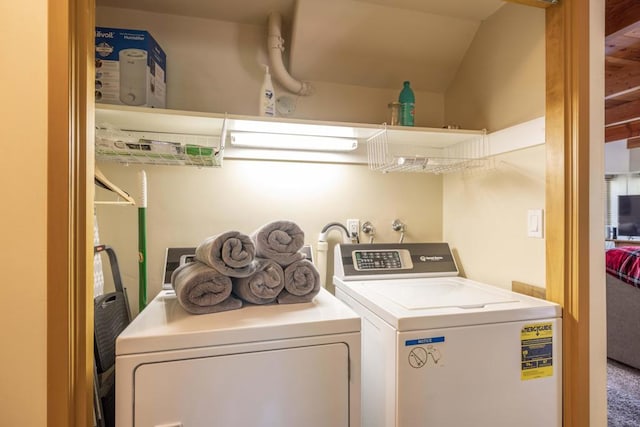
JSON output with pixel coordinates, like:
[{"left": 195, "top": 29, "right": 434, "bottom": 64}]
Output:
[{"left": 608, "top": 359, "right": 640, "bottom": 426}]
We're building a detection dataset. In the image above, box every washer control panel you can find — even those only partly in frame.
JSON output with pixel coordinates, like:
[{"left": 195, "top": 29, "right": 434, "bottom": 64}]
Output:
[
  {"left": 352, "top": 249, "right": 413, "bottom": 271},
  {"left": 335, "top": 243, "right": 459, "bottom": 280}
]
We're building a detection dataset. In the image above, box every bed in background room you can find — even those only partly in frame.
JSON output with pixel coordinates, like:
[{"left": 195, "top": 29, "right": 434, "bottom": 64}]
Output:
[{"left": 606, "top": 246, "right": 640, "bottom": 370}]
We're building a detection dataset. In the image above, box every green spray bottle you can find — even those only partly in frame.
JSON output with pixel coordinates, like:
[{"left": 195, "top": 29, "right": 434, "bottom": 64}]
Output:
[{"left": 398, "top": 81, "right": 415, "bottom": 126}]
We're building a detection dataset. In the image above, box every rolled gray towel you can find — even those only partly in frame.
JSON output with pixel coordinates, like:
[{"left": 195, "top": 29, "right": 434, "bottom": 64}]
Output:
[
  {"left": 277, "top": 259, "right": 320, "bottom": 304},
  {"left": 232, "top": 258, "right": 284, "bottom": 305},
  {"left": 171, "top": 261, "right": 242, "bottom": 314},
  {"left": 195, "top": 231, "right": 257, "bottom": 278},
  {"left": 251, "top": 220, "right": 305, "bottom": 266}
]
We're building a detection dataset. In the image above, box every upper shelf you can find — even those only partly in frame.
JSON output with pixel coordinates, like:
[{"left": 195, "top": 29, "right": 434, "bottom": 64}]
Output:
[
  {"left": 95, "top": 104, "right": 484, "bottom": 143},
  {"left": 94, "top": 104, "right": 488, "bottom": 168}
]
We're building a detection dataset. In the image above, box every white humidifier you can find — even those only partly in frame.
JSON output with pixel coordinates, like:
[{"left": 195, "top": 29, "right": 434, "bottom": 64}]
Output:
[{"left": 119, "top": 48, "right": 148, "bottom": 106}]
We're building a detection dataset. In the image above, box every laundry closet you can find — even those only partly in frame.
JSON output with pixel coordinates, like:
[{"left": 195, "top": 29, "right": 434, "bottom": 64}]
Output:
[{"left": 94, "top": 0, "right": 546, "bottom": 312}]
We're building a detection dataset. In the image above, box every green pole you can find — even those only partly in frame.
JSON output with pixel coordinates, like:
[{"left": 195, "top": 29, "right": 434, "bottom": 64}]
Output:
[{"left": 138, "top": 171, "right": 148, "bottom": 311}]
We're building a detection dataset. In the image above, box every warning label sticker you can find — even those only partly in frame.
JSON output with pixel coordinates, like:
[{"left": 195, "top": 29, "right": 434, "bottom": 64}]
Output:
[
  {"left": 521, "top": 322, "right": 553, "bottom": 380},
  {"left": 405, "top": 336, "right": 445, "bottom": 368}
]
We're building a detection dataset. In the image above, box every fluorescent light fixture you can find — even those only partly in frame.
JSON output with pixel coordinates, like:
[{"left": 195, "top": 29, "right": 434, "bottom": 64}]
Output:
[
  {"left": 230, "top": 119, "right": 358, "bottom": 138},
  {"left": 230, "top": 132, "right": 358, "bottom": 152}
]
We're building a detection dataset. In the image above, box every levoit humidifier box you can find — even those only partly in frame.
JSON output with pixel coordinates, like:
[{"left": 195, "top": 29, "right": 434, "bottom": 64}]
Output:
[{"left": 95, "top": 27, "right": 166, "bottom": 108}]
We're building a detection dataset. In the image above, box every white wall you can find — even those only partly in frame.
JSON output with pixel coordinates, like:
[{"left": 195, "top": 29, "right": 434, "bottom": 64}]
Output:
[
  {"left": 605, "top": 140, "right": 630, "bottom": 174},
  {"left": 443, "top": 3, "right": 546, "bottom": 290},
  {"left": 0, "top": 0, "right": 47, "bottom": 424},
  {"left": 604, "top": 139, "right": 640, "bottom": 174}
]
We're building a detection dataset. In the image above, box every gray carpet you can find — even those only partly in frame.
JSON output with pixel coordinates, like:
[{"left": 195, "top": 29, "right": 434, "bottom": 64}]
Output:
[{"left": 608, "top": 359, "right": 640, "bottom": 426}]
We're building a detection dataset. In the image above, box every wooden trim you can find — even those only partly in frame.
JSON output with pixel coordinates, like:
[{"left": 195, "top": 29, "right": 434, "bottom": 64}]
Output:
[
  {"left": 512, "top": 281, "right": 547, "bottom": 299},
  {"left": 545, "top": 0, "right": 591, "bottom": 425},
  {"left": 504, "top": 0, "right": 557, "bottom": 8},
  {"left": 48, "top": 0, "right": 94, "bottom": 425},
  {"left": 628, "top": 136, "right": 640, "bottom": 149}
]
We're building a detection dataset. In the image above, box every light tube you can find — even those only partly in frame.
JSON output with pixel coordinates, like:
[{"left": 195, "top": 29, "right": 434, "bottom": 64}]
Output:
[
  {"left": 229, "top": 132, "right": 358, "bottom": 152},
  {"left": 230, "top": 120, "right": 357, "bottom": 138}
]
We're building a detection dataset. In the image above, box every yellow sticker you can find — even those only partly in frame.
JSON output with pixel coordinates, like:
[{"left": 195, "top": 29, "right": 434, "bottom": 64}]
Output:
[{"left": 521, "top": 322, "right": 553, "bottom": 380}]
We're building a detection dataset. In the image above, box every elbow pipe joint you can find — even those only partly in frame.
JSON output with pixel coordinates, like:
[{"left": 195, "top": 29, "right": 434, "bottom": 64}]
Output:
[{"left": 267, "top": 12, "right": 313, "bottom": 96}]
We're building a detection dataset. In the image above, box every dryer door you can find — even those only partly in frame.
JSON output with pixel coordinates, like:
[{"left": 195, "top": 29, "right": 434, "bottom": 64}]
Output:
[{"left": 133, "top": 342, "right": 350, "bottom": 427}]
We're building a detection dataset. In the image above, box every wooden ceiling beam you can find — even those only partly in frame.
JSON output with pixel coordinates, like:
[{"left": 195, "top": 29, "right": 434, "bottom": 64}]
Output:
[
  {"left": 605, "top": 98, "right": 640, "bottom": 126},
  {"left": 606, "top": 36, "right": 640, "bottom": 60},
  {"left": 627, "top": 136, "right": 640, "bottom": 149},
  {"left": 606, "top": 0, "right": 640, "bottom": 37},
  {"left": 605, "top": 0, "right": 640, "bottom": 143},
  {"left": 605, "top": 118, "right": 640, "bottom": 142},
  {"left": 605, "top": 61, "right": 640, "bottom": 97}
]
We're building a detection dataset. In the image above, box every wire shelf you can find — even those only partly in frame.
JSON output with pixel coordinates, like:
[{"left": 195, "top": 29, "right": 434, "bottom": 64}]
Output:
[
  {"left": 366, "top": 125, "right": 489, "bottom": 174},
  {"left": 95, "top": 127, "right": 224, "bottom": 167}
]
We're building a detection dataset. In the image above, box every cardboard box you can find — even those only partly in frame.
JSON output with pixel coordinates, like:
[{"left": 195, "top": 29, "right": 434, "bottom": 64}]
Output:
[{"left": 95, "top": 27, "right": 166, "bottom": 108}]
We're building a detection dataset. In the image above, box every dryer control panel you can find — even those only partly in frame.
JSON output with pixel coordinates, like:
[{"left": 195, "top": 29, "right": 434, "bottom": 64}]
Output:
[{"left": 335, "top": 242, "right": 459, "bottom": 281}]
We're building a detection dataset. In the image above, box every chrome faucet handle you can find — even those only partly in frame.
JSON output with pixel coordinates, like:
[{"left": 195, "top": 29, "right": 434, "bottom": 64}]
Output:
[
  {"left": 392, "top": 219, "right": 405, "bottom": 243},
  {"left": 361, "top": 221, "right": 375, "bottom": 243}
]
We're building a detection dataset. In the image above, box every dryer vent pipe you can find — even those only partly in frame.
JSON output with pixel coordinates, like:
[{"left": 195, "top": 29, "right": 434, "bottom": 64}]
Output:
[{"left": 267, "top": 12, "right": 313, "bottom": 96}]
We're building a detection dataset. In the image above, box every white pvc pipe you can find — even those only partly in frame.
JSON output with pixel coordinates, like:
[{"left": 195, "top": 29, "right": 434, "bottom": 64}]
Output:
[
  {"left": 316, "top": 241, "right": 329, "bottom": 288},
  {"left": 267, "top": 12, "right": 313, "bottom": 96},
  {"left": 317, "top": 225, "right": 351, "bottom": 289}
]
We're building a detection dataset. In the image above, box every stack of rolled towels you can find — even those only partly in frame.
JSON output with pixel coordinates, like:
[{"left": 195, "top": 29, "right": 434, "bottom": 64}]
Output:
[{"left": 170, "top": 220, "right": 321, "bottom": 315}]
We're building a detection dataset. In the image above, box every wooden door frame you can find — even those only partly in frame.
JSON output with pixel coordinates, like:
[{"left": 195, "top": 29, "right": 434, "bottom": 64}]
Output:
[
  {"left": 508, "top": 0, "right": 594, "bottom": 425},
  {"left": 546, "top": 1, "right": 593, "bottom": 425},
  {"left": 51, "top": 0, "right": 594, "bottom": 425},
  {"left": 48, "top": 0, "right": 94, "bottom": 425}
]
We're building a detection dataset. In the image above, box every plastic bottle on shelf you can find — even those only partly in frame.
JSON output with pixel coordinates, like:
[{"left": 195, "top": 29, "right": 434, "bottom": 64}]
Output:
[
  {"left": 398, "top": 81, "right": 415, "bottom": 126},
  {"left": 259, "top": 65, "right": 276, "bottom": 117}
]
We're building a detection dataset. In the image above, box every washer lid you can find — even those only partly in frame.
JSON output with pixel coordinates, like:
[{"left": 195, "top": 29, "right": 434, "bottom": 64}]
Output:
[
  {"left": 334, "top": 276, "right": 561, "bottom": 330},
  {"left": 371, "top": 279, "right": 518, "bottom": 310},
  {"left": 116, "top": 288, "right": 360, "bottom": 356}
]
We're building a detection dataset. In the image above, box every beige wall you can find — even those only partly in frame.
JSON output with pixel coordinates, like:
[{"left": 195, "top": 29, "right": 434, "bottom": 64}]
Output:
[
  {"left": 94, "top": 6, "right": 449, "bottom": 309},
  {"left": 96, "top": 7, "right": 445, "bottom": 127},
  {"left": 0, "top": 0, "right": 48, "bottom": 424},
  {"left": 445, "top": 4, "right": 545, "bottom": 132},
  {"left": 96, "top": 161, "right": 443, "bottom": 308},
  {"left": 443, "top": 145, "right": 546, "bottom": 289},
  {"left": 443, "top": 4, "right": 546, "bottom": 290},
  {"left": 95, "top": 5, "right": 550, "bottom": 302}
]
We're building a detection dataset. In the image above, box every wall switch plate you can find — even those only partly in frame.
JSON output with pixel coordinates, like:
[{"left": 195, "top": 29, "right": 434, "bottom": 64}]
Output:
[{"left": 527, "top": 209, "right": 544, "bottom": 238}]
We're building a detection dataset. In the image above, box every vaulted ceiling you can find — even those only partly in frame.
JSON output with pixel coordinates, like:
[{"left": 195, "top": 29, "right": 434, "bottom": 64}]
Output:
[
  {"left": 605, "top": 0, "right": 640, "bottom": 144},
  {"left": 97, "top": 0, "right": 505, "bottom": 93}
]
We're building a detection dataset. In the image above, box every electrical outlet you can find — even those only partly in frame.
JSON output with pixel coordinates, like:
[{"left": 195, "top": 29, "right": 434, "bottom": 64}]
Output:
[{"left": 346, "top": 219, "right": 360, "bottom": 241}]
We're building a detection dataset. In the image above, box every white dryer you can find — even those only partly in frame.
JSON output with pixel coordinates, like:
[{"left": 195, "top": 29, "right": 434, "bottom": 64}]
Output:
[
  {"left": 333, "top": 243, "right": 561, "bottom": 427},
  {"left": 115, "top": 288, "right": 360, "bottom": 427}
]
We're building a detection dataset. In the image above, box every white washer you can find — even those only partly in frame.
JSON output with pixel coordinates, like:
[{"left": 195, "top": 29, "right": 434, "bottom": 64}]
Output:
[
  {"left": 333, "top": 243, "right": 562, "bottom": 427},
  {"left": 115, "top": 288, "right": 360, "bottom": 427}
]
